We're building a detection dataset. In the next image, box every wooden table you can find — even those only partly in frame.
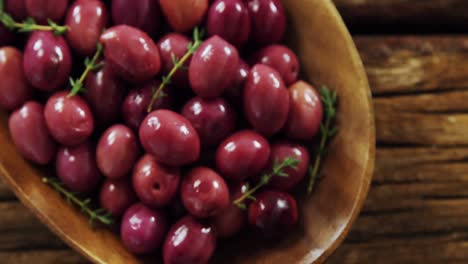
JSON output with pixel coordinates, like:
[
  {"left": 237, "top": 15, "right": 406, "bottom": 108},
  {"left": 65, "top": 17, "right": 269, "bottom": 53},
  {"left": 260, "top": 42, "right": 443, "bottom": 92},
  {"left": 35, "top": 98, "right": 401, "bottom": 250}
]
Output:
[{"left": 2, "top": 1, "right": 468, "bottom": 263}]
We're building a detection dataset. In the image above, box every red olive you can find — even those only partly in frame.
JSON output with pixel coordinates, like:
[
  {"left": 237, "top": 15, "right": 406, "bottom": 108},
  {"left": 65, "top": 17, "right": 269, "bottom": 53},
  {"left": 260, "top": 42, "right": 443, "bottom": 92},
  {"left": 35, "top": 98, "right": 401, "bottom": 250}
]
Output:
[
  {"left": 244, "top": 64, "right": 289, "bottom": 136},
  {"left": 8, "top": 101, "right": 57, "bottom": 165},
  {"left": 189, "top": 36, "right": 239, "bottom": 98},
  {"left": 216, "top": 130, "right": 270, "bottom": 181},
  {"left": 133, "top": 154, "right": 181, "bottom": 208},
  {"left": 250, "top": 45, "right": 299, "bottom": 86},
  {"left": 139, "top": 110, "right": 200, "bottom": 166},
  {"left": 65, "top": 0, "right": 109, "bottom": 56},
  {"left": 159, "top": 0, "right": 208, "bottom": 32},
  {"left": 0, "top": 47, "right": 33, "bottom": 110},
  {"left": 246, "top": 0, "right": 286, "bottom": 45},
  {"left": 96, "top": 124, "right": 139, "bottom": 179},
  {"left": 25, "top": 0, "right": 68, "bottom": 24},
  {"left": 112, "top": 0, "right": 162, "bottom": 37},
  {"left": 99, "top": 179, "right": 138, "bottom": 217},
  {"left": 100, "top": 25, "right": 161, "bottom": 83},
  {"left": 224, "top": 59, "right": 249, "bottom": 105},
  {"left": 284, "top": 81, "right": 324, "bottom": 140},
  {"left": 157, "top": 33, "right": 191, "bottom": 88},
  {"left": 5, "top": 0, "right": 28, "bottom": 21}
]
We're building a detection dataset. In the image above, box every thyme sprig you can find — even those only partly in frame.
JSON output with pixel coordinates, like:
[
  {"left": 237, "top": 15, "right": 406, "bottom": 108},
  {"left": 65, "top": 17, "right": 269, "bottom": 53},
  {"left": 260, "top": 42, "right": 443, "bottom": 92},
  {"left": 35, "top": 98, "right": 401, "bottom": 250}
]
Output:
[
  {"left": 308, "top": 86, "right": 338, "bottom": 193},
  {"left": 233, "top": 157, "right": 300, "bottom": 209},
  {"left": 42, "top": 177, "right": 114, "bottom": 228},
  {"left": 0, "top": 0, "right": 68, "bottom": 35},
  {"left": 147, "top": 27, "right": 204, "bottom": 112},
  {"left": 68, "top": 43, "right": 104, "bottom": 97}
]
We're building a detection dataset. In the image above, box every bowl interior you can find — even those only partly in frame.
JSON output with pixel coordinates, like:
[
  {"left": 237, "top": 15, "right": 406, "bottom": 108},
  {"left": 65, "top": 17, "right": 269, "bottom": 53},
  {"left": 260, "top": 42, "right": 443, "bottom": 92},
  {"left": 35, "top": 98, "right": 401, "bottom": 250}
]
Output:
[{"left": 0, "top": 0, "right": 374, "bottom": 263}]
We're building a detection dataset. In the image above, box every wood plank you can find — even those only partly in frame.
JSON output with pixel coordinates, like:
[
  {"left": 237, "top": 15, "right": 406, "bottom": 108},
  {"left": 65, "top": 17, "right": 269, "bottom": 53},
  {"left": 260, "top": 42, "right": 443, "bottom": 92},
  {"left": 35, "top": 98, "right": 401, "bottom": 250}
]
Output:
[{"left": 0, "top": 250, "right": 86, "bottom": 264}]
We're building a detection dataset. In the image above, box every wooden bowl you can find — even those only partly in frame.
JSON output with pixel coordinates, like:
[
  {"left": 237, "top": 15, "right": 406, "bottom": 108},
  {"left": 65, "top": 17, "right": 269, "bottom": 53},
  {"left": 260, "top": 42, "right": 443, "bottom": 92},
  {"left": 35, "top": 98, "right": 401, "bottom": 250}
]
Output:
[{"left": 0, "top": 0, "right": 374, "bottom": 263}]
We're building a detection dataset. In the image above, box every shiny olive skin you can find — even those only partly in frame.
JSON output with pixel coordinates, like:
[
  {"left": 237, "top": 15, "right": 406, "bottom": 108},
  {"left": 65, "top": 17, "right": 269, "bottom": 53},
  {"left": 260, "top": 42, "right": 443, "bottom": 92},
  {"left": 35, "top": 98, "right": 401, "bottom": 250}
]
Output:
[
  {"left": 8, "top": 101, "right": 57, "bottom": 165},
  {"left": 244, "top": 64, "right": 289, "bottom": 136},
  {"left": 212, "top": 181, "right": 248, "bottom": 238},
  {"left": 181, "top": 97, "right": 236, "bottom": 146},
  {"left": 96, "top": 124, "right": 139, "bottom": 179},
  {"left": 224, "top": 59, "right": 249, "bottom": 104},
  {"left": 56, "top": 142, "right": 102, "bottom": 193},
  {"left": 251, "top": 45, "right": 299, "bottom": 85},
  {"left": 121, "top": 203, "right": 168, "bottom": 254},
  {"left": 65, "top": 0, "right": 109, "bottom": 56},
  {"left": 23, "top": 31, "right": 72, "bottom": 92},
  {"left": 248, "top": 191, "right": 298, "bottom": 238},
  {"left": 100, "top": 25, "right": 161, "bottom": 83},
  {"left": 163, "top": 216, "right": 216, "bottom": 264},
  {"left": 267, "top": 142, "right": 310, "bottom": 191},
  {"left": 133, "top": 154, "right": 181, "bottom": 208},
  {"left": 181, "top": 167, "right": 229, "bottom": 218},
  {"left": 0, "top": 47, "right": 33, "bottom": 110},
  {"left": 157, "top": 33, "right": 191, "bottom": 88},
  {"left": 112, "top": 0, "right": 161, "bottom": 37},
  {"left": 139, "top": 110, "right": 200, "bottom": 166},
  {"left": 159, "top": 0, "right": 208, "bottom": 32},
  {"left": 246, "top": 0, "right": 286, "bottom": 45},
  {"left": 121, "top": 80, "right": 173, "bottom": 132},
  {"left": 25, "top": 0, "right": 68, "bottom": 24},
  {"left": 5, "top": 0, "right": 27, "bottom": 20},
  {"left": 284, "top": 81, "right": 324, "bottom": 140},
  {"left": 84, "top": 63, "right": 126, "bottom": 126},
  {"left": 189, "top": 36, "right": 239, "bottom": 98},
  {"left": 99, "top": 179, "right": 138, "bottom": 217},
  {"left": 44, "top": 91, "right": 94, "bottom": 146},
  {"left": 216, "top": 130, "right": 270, "bottom": 181},
  {"left": 206, "top": 0, "right": 250, "bottom": 48}
]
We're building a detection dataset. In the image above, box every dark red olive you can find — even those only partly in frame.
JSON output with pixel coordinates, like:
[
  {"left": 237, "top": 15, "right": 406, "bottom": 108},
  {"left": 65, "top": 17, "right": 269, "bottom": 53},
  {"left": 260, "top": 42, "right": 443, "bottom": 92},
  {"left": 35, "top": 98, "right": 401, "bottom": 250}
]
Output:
[
  {"left": 9, "top": 101, "right": 57, "bottom": 164},
  {"left": 133, "top": 154, "right": 181, "bottom": 208},
  {"left": 212, "top": 181, "right": 248, "bottom": 238},
  {"left": 23, "top": 31, "right": 72, "bottom": 92},
  {"left": 206, "top": 0, "right": 250, "bottom": 48},
  {"left": 284, "top": 81, "right": 324, "bottom": 140},
  {"left": 181, "top": 167, "right": 229, "bottom": 218},
  {"left": 121, "top": 80, "right": 173, "bottom": 132},
  {"left": 250, "top": 45, "right": 299, "bottom": 85},
  {"left": 157, "top": 33, "right": 191, "bottom": 88},
  {"left": 121, "top": 203, "right": 168, "bottom": 254},
  {"left": 163, "top": 216, "right": 216, "bottom": 264},
  {"left": 248, "top": 190, "right": 298, "bottom": 238},
  {"left": 56, "top": 141, "right": 102, "bottom": 193},
  {"left": 0, "top": 47, "right": 33, "bottom": 110},
  {"left": 44, "top": 91, "right": 94, "bottom": 146},
  {"left": 5, "top": 0, "right": 28, "bottom": 20},
  {"left": 189, "top": 36, "right": 239, "bottom": 98},
  {"left": 100, "top": 25, "right": 161, "bottom": 83},
  {"left": 25, "top": 0, "right": 68, "bottom": 24},
  {"left": 244, "top": 64, "right": 289, "bottom": 136},
  {"left": 96, "top": 124, "right": 139, "bottom": 179},
  {"left": 267, "top": 142, "right": 310, "bottom": 191},
  {"left": 139, "top": 110, "right": 200, "bottom": 166},
  {"left": 181, "top": 97, "right": 236, "bottom": 146},
  {"left": 84, "top": 63, "right": 126, "bottom": 126},
  {"left": 0, "top": 26, "right": 15, "bottom": 47},
  {"left": 224, "top": 59, "right": 249, "bottom": 104},
  {"left": 112, "top": 0, "right": 161, "bottom": 37},
  {"left": 65, "top": 0, "right": 109, "bottom": 56},
  {"left": 216, "top": 130, "right": 270, "bottom": 181},
  {"left": 159, "top": 0, "right": 208, "bottom": 32},
  {"left": 99, "top": 179, "right": 138, "bottom": 217},
  {"left": 246, "top": 0, "right": 286, "bottom": 45}
]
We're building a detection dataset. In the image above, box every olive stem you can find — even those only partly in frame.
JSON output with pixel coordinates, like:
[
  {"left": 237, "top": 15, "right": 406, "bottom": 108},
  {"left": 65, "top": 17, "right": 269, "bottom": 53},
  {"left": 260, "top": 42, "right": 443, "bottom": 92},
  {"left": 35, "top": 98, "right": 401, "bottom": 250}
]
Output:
[
  {"left": 42, "top": 177, "right": 114, "bottom": 227},
  {"left": 68, "top": 43, "right": 104, "bottom": 97}
]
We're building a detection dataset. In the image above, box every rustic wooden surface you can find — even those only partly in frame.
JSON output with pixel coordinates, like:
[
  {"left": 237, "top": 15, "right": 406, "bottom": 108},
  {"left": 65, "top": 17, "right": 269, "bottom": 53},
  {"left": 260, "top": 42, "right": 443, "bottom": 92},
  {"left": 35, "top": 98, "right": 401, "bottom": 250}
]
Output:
[{"left": 2, "top": 1, "right": 468, "bottom": 263}]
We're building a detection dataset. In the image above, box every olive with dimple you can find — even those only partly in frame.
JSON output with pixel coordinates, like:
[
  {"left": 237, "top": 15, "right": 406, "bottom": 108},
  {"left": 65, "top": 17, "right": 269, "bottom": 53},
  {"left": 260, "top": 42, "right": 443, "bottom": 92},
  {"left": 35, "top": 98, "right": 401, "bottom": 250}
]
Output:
[
  {"left": 250, "top": 45, "right": 299, "bottom": 85},
  {"left": 25, "top": 0, "right": 68, "bottom": 24},
  {"left": 23, "top": 31, "right": 72, "bottom": 92},
  {"left": 99, "top": 179, "right": 138, "bottom": 217},
  {"left": 0, "top": 47, "right": 33, "bottom": 110},
  {"left": 139, "top": 110, "right": 200, "bottom": 166},
  {"left": 284, "top": 81, "right": 324, "bottom": 140},
  {"left": 56, "top": 141, "right": 102, "bottom": 193},
  {"left": 44, "top": 91, "right": 94, "bottom": 146},
  {"left": 246, "top": 0, "right": 286, "bottom": 45},
  {"left": 112, "top": 0, "right": 161, "bottom": 37},
  {"left": 181, "top": 97, "right": 236, "bottom": 146},
  {"left": 96, "top": 124, "right": 139, "bottom": 179},
  {"left": 159, "top": 0, "right": 208, "bottom": 32},
  {"left": 65, "top": 0, "right": 109, "bottom": 56},
  {"left": 216, "top": 130, "right": 270, "bottom": 181},
  {"left": 9, "top": 101, "right": 57, "bottom": 165},
  {"left": 157, "top": 33, "right": 191, "bottom": 88},
  {"left": 189, "top": 36, "right": 239, "bottom": 98},
  {"left": 133, "top": 154, "right": 181, "bottom": 208},
  {"left": 163, "top": 216, "right": 216, "bottom": 264},
  {"left": 100, "top": 25, "right": 161, "bottom": 83}
]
